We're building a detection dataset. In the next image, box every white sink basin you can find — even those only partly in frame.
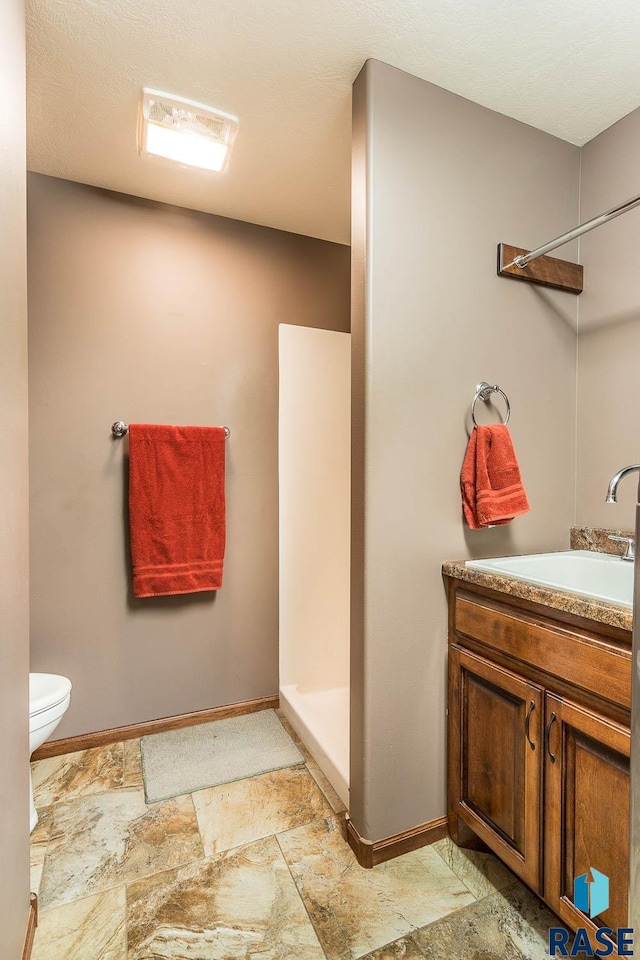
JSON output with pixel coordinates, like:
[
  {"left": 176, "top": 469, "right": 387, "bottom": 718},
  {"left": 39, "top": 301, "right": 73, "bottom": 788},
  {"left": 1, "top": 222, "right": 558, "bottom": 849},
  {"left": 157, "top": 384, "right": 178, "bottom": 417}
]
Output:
[{"left": 466, "top": 550, "right": 634, "bottom": 609}]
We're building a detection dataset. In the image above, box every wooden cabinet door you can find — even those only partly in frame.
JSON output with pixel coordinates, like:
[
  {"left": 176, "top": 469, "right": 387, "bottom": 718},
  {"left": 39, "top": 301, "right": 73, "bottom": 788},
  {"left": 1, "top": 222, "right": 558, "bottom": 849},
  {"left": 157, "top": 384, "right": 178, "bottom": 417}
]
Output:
[
  {"left": 449, "top": 645, "right": 543, "bottom": 890},
  {"left": 544, "top": 693, "right": 630, "bottom": 936}
]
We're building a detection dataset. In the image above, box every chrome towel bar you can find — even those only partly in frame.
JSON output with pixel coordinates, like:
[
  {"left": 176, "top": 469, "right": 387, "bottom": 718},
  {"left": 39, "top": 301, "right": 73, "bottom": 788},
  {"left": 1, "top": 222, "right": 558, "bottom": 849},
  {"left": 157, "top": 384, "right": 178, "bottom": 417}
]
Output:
[{"left": 111, "top": 422, "right": 230, "bottom": 439}]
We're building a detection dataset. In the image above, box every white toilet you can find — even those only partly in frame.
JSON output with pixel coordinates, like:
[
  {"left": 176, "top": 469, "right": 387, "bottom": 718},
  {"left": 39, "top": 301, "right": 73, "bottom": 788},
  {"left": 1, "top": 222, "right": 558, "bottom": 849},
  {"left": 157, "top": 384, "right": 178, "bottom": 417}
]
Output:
[{"left": 29, "top": 673, "right": 72, "bottom": 832}]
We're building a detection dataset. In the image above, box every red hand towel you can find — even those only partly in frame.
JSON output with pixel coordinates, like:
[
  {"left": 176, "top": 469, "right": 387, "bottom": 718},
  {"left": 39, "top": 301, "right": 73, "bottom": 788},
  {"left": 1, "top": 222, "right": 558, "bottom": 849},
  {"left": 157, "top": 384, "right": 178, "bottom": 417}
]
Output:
[
  {"left": 128, "top": 424, "right": 226, "bottom": 597},
  {"left": 460, "top": 424, "right": 530, "bottom": 529}
]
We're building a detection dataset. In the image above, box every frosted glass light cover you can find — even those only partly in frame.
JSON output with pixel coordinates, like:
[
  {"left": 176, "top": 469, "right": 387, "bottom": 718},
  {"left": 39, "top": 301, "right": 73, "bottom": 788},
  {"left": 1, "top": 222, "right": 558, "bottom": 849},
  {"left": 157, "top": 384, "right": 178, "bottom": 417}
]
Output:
[{"left": 139, "top": 88, "right": 238, "bottom": 173}]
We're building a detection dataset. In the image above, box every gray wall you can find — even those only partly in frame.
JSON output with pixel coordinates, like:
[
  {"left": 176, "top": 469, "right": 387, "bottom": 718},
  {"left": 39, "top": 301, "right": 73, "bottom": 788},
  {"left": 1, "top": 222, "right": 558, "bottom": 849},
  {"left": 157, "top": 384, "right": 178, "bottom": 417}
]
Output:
[
  {"left": 574, "top": 104, "right": 640, "bottom": 932},
  {"left": 576, "top": 105, "right": 640, "bottom": 532},
  {"left": 0, "top": 0, "right": 30, "bottom": 953},
  {"left": 351, "top": 60, "right": 579, "bottom": 841},
  {"left": 28, "top": 174, "right": 350, "bottom": 738}
]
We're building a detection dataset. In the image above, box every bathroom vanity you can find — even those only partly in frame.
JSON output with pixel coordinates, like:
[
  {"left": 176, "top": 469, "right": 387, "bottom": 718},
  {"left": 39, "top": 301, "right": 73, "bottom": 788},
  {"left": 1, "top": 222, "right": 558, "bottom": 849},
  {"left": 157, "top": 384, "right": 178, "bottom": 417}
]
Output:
[{"left": 444, "top": 557, "right": 632, "bottom": 941}]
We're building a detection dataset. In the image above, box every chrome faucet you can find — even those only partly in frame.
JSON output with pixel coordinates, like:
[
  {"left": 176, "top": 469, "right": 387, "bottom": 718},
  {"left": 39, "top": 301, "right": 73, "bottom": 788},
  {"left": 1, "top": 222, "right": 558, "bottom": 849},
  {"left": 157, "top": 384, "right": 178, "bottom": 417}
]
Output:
[
  {"left": 605, "top": 464, "right": 640, "bottom": 503},
  {"left": 607, "top": 535, "right": 635, "bottom": 561},
  {"left": 604, "top": 464, "right": 640, "bottom": 561}
]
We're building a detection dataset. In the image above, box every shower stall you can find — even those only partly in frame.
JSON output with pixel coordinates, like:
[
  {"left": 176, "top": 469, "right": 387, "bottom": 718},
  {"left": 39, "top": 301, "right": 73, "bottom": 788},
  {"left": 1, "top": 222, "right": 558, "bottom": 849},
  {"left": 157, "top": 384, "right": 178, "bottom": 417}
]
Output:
[{"left": 278, "top": 324, "right": 351, "bottom": 808}]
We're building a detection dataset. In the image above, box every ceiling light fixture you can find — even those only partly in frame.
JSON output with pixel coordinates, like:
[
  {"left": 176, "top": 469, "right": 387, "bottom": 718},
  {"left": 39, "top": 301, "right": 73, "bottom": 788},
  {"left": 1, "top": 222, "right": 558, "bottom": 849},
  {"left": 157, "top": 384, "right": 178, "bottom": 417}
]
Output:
[{"left": 138, "top": 88, "right": 238, "bottom": 173}]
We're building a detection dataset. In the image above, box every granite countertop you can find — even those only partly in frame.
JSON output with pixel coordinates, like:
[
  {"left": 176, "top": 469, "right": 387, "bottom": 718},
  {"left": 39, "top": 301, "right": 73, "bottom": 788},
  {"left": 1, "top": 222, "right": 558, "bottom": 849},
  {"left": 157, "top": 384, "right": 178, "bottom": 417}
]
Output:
[{"left": 442, "top": 531, "right": 634, "bottom": 633}]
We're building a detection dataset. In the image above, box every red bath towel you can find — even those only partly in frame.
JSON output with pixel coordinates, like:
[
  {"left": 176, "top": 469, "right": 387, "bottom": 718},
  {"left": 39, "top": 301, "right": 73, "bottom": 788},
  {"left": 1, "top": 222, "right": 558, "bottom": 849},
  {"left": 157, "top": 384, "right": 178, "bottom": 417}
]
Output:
[
  {"left": 128, "top": 424, "right": 226, "bottom": 597},
  {"left": 460, "top": 424, "right": 530, "bottom": 529}
]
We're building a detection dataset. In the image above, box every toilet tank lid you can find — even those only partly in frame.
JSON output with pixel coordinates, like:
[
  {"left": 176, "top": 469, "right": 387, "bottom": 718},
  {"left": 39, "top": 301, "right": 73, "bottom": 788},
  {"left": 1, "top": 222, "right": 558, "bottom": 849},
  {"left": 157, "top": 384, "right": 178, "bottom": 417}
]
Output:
[{"left": 29, "top": 673, "right": 72, "bottom": 717}]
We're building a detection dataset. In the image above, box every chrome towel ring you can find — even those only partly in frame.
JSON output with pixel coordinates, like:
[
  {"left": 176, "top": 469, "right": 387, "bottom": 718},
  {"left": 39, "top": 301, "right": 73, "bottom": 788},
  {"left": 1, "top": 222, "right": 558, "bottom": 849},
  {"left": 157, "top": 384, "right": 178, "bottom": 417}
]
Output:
[{"left": 471, "top": 382, "right": 511, "bottom": 427}]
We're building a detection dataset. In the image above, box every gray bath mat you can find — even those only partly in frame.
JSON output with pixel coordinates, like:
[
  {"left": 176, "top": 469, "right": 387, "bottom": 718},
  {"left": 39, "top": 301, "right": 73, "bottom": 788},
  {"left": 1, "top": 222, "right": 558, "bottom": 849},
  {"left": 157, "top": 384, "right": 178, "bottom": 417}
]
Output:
[{"left": 140, "top": 709, "right": 305, "bottom": 803}]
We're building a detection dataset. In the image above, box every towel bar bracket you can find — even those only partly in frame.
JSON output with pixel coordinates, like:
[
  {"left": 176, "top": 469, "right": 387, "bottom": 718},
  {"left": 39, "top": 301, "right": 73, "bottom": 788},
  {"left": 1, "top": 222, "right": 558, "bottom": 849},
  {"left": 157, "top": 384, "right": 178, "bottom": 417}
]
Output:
[
  {"left": 111, "top": 422, "right": 230, "bottom": 439},
  {"left": 476, "top": 383, "right": 494, "bottom": 403},
  {"left": 471, "top": 382, "right": 510, "bottom": 427}
]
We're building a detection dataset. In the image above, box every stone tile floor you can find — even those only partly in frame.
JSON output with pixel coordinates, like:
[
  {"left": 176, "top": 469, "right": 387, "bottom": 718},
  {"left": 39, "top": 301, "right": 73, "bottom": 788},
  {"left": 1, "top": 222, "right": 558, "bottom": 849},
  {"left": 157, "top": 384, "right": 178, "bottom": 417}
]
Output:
[{"left": 30, "top": 711, "right": 558, "bottom": 959}]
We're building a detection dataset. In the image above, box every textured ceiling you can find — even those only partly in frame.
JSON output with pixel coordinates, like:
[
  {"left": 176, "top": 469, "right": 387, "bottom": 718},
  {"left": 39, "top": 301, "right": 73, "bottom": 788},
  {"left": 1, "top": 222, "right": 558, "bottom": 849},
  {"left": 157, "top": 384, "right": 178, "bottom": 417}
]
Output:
[{"left": 26, "top": 0, "right": 640, "bottom": 244}]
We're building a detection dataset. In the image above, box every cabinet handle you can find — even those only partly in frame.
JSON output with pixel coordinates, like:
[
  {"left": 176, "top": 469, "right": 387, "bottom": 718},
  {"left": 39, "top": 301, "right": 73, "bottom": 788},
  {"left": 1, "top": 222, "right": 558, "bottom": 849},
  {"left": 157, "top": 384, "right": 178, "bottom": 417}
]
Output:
[
  {"left": 524, "top": 700, "right": 536, "bottom": 750},
  {"left": 545, "top": 712, "right": 557, "bottom": 763}
]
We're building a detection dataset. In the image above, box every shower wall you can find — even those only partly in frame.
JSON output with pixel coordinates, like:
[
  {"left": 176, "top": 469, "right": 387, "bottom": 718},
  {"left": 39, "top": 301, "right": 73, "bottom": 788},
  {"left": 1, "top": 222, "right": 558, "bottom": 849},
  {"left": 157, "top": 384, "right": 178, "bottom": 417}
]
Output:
[{"left": 279, "top": 325, "right": 351, "bottom": 805}]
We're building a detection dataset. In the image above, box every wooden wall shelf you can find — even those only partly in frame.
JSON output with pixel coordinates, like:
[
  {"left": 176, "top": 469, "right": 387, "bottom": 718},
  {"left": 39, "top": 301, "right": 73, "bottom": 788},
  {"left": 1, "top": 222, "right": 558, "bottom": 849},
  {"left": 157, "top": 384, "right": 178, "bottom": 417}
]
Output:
[{"left": 497, "top": 243, "right": 583, "bottom": 295}]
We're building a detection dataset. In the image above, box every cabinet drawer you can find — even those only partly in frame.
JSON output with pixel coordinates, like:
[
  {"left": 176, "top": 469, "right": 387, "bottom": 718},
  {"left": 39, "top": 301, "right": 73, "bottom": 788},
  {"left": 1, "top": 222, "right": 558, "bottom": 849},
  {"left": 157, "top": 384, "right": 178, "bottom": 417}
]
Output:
[{"left": 454, "top": 593, "right": 631, "bottom": 710}]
